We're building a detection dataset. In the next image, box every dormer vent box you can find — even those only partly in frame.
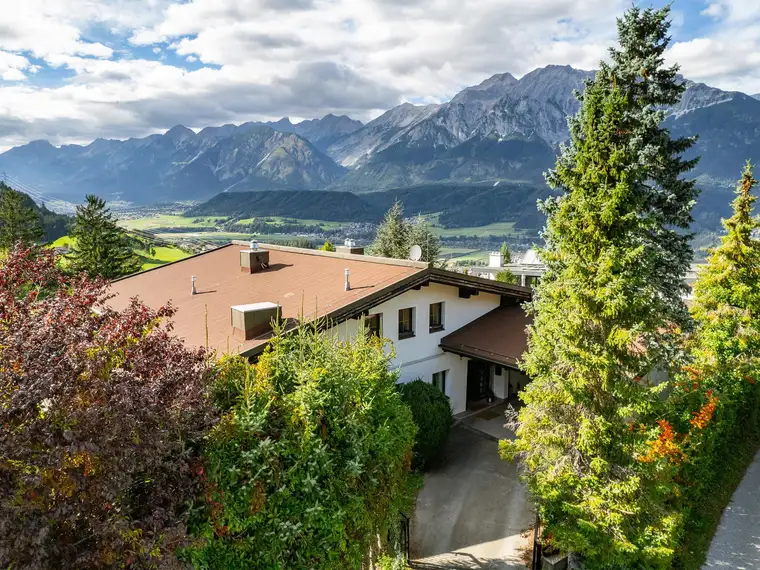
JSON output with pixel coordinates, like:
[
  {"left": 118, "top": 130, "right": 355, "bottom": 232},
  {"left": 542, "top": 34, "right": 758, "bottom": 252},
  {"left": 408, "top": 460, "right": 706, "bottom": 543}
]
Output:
[
  {"left": 231, "top": 302, "right": 280, "bottom": 340},
  {"left": 240, "top": 248, "right": 270, "bottom": 273}
]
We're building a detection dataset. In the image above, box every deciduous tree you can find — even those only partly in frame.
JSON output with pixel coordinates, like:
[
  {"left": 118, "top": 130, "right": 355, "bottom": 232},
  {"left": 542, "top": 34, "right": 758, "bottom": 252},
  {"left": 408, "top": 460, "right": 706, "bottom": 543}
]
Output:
[
  {"left": 501, "top": 7, "right": 698, "bottom": 568},
  {"left": 0, "top": 246, "right": 215, "bottom": 569},
  {"left": 184, "top": 323, "right": 416, "bottom": 569}
]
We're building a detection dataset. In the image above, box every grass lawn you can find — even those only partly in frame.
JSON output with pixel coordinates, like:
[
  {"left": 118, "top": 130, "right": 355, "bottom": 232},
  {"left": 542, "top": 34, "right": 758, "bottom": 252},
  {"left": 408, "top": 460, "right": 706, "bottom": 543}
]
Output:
[
  {"left": 137, "top": 246, "right": 191, "bottom": 270},
  {"left": 49, "top": 236, "right": 191, "bottom": 271},
  {"left": 118, "top": 214, "right": 226, "bottom": 231},
  {"left": 430, "top": 221, "right": 524, "bottom": 238},
  {"left": 445, "top": 249, "right": 491, "bottom": 264}
]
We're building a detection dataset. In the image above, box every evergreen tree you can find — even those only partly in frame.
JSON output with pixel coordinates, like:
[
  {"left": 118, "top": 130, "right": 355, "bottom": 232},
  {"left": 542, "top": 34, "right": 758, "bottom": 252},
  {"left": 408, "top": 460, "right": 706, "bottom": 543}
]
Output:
[
  {"left": 69, "top": 195, "right": 141, "bottom": 279},
  {"left": 0, "top": 187, "right": 44, "bottom": 249},
  {"left": 500, "top": 242, "right": 512, "bottom": 264},
  {"left": 409, "top": 216, "right": 441, "bottom": 263},
  {"left": 497, "top": 242, "right": 518, "bottom": 283},
  {"left": 501, "top": 7, "right": 698, "bottom": 568},
  {"left": 369, "top": 201, "right": 409, "bottom": 259},
  {"left": 691, "top": 162, "right": 760, "bottom": 373}
]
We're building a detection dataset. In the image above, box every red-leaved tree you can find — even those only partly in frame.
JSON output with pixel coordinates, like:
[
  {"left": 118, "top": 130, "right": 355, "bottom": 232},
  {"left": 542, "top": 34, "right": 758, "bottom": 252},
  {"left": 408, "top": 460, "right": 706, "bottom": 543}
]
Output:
[{"left": 0, "top": 246, "right": 216, "bottom": 569}]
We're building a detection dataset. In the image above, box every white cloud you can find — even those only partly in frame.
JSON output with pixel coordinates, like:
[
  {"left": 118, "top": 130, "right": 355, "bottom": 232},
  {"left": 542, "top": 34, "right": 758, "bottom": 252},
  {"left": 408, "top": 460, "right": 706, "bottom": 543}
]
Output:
[
  {"left": 1, "top": 69, "right": 27, "bottom": 82},
  {"left": 0, "top": 0, "right": 757, "bottom": 148}
]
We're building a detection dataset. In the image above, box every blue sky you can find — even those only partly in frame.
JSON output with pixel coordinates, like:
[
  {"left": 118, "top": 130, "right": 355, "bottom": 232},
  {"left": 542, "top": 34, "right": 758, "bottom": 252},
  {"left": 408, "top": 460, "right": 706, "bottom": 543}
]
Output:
[{"left": 0, "top": 0, "right": 758, "bottom": 149}]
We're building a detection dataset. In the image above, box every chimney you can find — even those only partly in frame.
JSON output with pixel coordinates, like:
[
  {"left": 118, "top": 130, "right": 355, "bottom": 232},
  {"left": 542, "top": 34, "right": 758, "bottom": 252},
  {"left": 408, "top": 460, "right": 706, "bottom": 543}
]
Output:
[
  {"left": 336, "top": 238, "right": 364, "bottom": 255},
  {"left": 240, "top": 245, "right": 270, "bottom": 273},
  {"left": 191, "top": 275, "right": 197, "bottom": 295},
  {"left": 345, "top": 268, "right": 351, "bottom": 291},
  {"left": 231, "top": 302, "right": 280, "bottom": 340},
  {"left": 490, "top": 251, "right": 504, "bottom": 268}
]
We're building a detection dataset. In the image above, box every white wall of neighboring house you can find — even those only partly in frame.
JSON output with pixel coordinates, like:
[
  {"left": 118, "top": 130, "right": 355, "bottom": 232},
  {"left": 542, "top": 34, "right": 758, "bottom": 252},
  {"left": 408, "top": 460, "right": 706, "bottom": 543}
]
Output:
[{"left": 328, "top": 282, "right": 502, "bottom": 414}]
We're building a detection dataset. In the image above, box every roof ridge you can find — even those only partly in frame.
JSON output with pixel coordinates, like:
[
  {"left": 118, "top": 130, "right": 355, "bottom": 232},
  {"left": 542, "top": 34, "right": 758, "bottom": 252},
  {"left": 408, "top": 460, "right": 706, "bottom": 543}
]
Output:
[
  {"left": 234, "top": 241, "right": 430, "bottom": 269},
  {"left": 110, "top": 243, "right": 234, "bottom": 283}
]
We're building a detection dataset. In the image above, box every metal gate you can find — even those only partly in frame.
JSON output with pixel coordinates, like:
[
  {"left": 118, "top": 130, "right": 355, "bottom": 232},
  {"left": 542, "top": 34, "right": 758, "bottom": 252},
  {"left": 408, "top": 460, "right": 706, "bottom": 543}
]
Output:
[
  {"left": 531, "top": 512, "right": 542, "bottom": 570},
  {"left": 399, "top": 511, "right": 410, "bottom": 561}
]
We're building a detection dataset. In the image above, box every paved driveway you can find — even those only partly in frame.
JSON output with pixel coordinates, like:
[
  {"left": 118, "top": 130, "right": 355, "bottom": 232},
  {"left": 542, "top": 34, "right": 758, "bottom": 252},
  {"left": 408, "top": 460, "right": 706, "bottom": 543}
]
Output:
[
  {"left": 410, "top": 426, "right": 534, "bottom": 569},
  {"left": 703, "top": 449, "right": 760, "bottom": 569}
]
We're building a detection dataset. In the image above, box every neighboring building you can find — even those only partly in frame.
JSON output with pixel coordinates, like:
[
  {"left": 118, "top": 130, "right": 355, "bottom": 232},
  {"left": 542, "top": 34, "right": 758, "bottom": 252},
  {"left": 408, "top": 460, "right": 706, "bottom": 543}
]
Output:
[
  {"left": 108, "top": 241, "right": 533, "bottom": 415},
  {"left": 470, "top": 248, "right": 704, "bottom": 293}
]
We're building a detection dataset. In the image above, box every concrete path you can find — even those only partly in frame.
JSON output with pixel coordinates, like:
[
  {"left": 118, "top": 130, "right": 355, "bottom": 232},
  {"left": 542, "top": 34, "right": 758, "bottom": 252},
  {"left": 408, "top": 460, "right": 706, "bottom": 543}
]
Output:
[
  {"left": 703, "top": 449, "right": 760, "bottom": 569},
  {"left": 411, "top": 427, "right": 533, "bottom": 569},
  {"left": 459, "top": 402, "right": 516, "bottom": 441}
]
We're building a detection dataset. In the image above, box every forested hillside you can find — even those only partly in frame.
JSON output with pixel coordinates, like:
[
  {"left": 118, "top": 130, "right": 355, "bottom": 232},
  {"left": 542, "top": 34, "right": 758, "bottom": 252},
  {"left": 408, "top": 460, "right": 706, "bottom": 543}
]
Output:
[{"left": 0, "top": 182, "right": 70, "bottom": 242}]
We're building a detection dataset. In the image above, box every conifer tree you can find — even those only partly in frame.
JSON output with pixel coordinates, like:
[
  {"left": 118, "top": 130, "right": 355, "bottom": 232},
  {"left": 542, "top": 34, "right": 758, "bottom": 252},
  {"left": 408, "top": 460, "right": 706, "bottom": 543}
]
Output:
[
  {"left": 501, "top": 7, "right": 698, "bottom": 567},
  {"left": 69, "top": 195, "right": 142, "bottom": 279},
  {"left": 691, "top": 162, "right": 760, "bottom": 372},
  {"left": 409, "top": 216, "right": 441, "bottom": 263},
  {"left": 500, "top": 242, "right": 512, "bottom": 263},
  {"left": 0, "top": 186, "right": 44, "bottom": 249},
  {"left": 369, "top": 201, "right": 409, "bottom": 259}
]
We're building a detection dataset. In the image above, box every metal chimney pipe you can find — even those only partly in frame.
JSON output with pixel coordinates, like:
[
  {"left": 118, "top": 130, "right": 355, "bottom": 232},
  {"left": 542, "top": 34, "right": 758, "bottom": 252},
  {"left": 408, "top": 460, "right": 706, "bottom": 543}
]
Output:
[
  {"left": 191, "top": 275, "right": 197, "bottom": 295},
  {"left": 344, "top": 268, "right": 350, "bottom": 291}
]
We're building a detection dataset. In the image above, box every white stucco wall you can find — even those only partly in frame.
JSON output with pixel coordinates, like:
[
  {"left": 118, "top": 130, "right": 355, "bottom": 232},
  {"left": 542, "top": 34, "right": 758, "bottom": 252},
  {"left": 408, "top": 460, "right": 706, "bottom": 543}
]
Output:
[{"left": 327, "top": 282, "right": 501, "bottom": 414}]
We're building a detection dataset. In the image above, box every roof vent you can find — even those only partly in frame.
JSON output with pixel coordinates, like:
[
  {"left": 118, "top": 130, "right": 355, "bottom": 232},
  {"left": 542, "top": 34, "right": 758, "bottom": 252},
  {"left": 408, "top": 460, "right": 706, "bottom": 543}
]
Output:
[
  {"left": 240, "top": 247, "right": 270, "bottom": 273},
  {"left": 336, "top": 238, "right": 364, "bottom": 255},
  {"left": 231, "top": 302, "right": 280, "bottom": 340}
]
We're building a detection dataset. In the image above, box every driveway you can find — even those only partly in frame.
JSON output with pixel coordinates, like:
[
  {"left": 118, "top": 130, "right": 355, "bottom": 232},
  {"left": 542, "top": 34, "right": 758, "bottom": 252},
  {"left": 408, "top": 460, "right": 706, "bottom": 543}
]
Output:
[
  {"left": 703, "top": 449, "right": 760, "bottom": 569},
  {"left": 410, "top": 426, "right": 534, "bottom": 569}
]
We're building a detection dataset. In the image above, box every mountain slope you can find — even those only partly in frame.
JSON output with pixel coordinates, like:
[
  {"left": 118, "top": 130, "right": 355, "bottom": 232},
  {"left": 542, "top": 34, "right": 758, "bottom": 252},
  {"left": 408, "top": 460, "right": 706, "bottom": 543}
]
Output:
[
  {"left": 331, "top": 67, "right": 760, "bottom": 192},
  {"left": 1, "top": 65, "right": 760, "bottom": 214},
  {"left": 0, "top": 125, "right": 345, "bottom": 203}
]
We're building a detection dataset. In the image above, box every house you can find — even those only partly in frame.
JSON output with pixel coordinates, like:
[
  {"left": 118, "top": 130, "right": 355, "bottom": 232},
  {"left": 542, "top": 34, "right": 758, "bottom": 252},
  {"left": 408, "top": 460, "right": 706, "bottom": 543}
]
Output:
[
  {"left": 108, "top": 241, "right": 533, "bottom": 415},
  {"left": 470, "top": 248, "right": 704, "bottom": 294}
]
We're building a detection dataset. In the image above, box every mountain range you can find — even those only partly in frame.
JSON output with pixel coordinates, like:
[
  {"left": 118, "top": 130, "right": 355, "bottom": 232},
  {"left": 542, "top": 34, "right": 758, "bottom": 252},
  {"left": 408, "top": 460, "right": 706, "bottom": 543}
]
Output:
[{"left": 1, "top": 65, "right": 759, "bottom": 220}]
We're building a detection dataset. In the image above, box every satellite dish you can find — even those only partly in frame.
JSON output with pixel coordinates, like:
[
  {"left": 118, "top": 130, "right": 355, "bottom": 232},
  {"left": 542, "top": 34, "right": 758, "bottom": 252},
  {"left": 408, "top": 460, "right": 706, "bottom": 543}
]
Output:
[{"left": 409, "top": 244, "right": 422, "bottom": 261}]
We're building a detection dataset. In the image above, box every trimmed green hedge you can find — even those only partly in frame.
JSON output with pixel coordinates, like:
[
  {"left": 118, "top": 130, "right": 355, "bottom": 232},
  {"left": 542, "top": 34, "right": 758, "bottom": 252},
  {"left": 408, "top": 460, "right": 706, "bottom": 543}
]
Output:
[{"left": 399, "top": 379, "right": 454, "bottom": 470}]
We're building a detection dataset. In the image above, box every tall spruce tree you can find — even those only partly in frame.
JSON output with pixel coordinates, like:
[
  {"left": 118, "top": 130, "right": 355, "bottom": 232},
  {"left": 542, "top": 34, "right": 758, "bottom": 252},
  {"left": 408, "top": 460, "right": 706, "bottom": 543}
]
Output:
[
  {"left": 501, "top": 7, "right": 698, "bottom": 568},
  {"left": 0, "top": 186, "right": 44, "bottom": 249},
  {"left": 369, "top": 201, "right": 410, "bottom": 259},
  {"left": 69, "top": 195, "right": 141, "bottom": 279}
]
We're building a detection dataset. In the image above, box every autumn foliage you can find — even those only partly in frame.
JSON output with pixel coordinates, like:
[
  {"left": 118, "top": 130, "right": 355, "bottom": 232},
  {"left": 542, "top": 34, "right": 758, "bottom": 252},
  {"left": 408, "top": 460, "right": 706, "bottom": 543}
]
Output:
[{"left": 0, "top": 246, "right": 216, "bottom": 569}]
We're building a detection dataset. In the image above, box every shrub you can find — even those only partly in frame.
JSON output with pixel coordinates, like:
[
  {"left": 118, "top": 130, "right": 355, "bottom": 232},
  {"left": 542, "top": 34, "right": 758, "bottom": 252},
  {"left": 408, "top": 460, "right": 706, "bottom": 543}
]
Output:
[
  {"left": 183, "top": 323, "right": 417, "bottom": 569},
  {"left": 0, "top": 246, "right": 216, "bottom": 569},
  {"left": 399, "top": 379, "right": 454, "bottom": 469}
]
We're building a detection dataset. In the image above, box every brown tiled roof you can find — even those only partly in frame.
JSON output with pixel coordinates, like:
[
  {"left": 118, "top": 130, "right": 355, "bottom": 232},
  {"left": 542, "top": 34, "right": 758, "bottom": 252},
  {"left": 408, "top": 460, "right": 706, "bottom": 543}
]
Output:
[
  {"left": 108, "top": 242, "right": 427, "bottom": 356},
  {"left": 439, "top": 304, "right": 532, "bottom": 367}
]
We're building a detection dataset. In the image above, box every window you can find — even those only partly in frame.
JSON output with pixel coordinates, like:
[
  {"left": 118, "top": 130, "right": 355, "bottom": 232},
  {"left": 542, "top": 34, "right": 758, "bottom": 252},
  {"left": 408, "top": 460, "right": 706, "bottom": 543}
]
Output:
[
  {"left": 365, "top": 313, "right": 382, "bottom": 338},
  {"left": 432, "top": 370, "right": 447, "bottom": 394},
  {"left": 398, "top": 307, "right": 415, "bottom": 339},
  {"left": 429, "top": 302, "right": 444, "bottom": 332}
]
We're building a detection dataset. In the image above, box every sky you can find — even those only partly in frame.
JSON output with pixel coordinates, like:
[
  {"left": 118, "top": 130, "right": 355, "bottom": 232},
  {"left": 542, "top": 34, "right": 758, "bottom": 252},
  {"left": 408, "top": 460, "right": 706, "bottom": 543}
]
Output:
[{"left": 0, "top": 0, "right": 758, "bottom": 149}]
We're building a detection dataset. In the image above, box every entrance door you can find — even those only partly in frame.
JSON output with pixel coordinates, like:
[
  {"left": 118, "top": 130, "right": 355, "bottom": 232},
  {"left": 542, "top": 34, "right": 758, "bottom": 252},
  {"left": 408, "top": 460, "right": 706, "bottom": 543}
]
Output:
[{"left": 467, "top": 360, "right": 490, "bottom": 402}]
